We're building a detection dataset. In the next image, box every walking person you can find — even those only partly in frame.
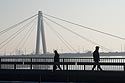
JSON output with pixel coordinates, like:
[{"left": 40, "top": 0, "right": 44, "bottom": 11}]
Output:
[
  {"left": 53, "top": 50, "right": 62, "bottom": 71},
  {"left": 92, "top": 46, "right": 103, "bottom": 71}
]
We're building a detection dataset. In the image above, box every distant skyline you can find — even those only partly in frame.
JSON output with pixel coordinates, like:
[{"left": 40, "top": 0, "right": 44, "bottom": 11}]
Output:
[{"left": 0, "top": 0, "right": 125, "bottom": 54}]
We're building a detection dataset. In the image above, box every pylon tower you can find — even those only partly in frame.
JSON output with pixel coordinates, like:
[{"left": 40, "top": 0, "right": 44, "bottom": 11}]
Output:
[{"left": 36, "top": 11, "right": 47, "bottom": 55}]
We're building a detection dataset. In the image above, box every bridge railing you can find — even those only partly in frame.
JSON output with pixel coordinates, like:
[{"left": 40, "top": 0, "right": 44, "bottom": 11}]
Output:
[{"left": 0, "top": 57, "right": 125, "bottom": 71}]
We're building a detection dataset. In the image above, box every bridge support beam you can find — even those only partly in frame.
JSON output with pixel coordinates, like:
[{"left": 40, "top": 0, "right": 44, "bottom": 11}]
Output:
[{"left": 36, "top": 11, "right": 47, "bottom": 55}]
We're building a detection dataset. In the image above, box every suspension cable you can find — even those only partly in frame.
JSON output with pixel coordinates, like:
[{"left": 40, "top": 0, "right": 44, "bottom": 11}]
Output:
[
  {"left": 44, "top": 13, "right": 125, "bottom": 40},
  {"left": 44, "top": 16, "right": 111, "bottom": 51},
  {"left": 0, "top": 14, "right": 37, "bottom": 36},
  {"left": 44, "top": 19, "right": 77, "bottom": 52},
  {"left": 20, "top": 21, "right": 36, "bottom": 49},
  {"left": 0, "top": 17, "right": 37, "bottom": 50},
  {"left": 15, "top": 19, "right": 36, "bottom": 49}
]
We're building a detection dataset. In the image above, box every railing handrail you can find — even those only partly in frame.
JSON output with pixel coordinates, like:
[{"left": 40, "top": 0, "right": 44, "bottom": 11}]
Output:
[
  {"left": 0, "top": 61, "right": 125, "bottom": 65},
  {"left": 0, "top": 57, "right": 125, "bottom": 71},
  {"left": 1, "top": 57, "right": 125, "bottom": 59}
]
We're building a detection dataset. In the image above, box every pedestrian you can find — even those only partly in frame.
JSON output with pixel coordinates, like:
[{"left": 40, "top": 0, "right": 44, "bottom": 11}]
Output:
[
  {"left": 92, "top": 46, "right": 103, "bottom": 71},
  {"left": 53, "top": 50, "right": 62, "bottom": 71}
]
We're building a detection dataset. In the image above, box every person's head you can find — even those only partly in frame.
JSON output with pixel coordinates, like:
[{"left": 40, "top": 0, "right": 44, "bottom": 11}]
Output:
[
  {"left": 95, "top": 46, "right": 99, "bottom": 50},
  {"left": 54, "top": 50, "right": 57, "bottom": 53}
]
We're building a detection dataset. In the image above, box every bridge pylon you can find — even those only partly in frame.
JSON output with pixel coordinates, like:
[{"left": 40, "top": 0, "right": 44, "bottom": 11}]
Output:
[{"left": 36, "top": 11, "right": 47, "bottom": 55}]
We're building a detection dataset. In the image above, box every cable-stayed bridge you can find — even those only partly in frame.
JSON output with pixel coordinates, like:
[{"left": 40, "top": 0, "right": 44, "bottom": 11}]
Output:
[
  {"left": 0, "top": 11, "right": 125, "bottom": 55},
  {"left": 0, "top": 11, "right": 125, "bottom": 83}
]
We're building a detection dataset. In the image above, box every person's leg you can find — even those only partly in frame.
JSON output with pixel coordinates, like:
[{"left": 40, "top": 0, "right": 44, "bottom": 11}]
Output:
[
  {"left": 57, "top": 64, "right": 62, "bottom": 70},
  {"left": 92, "top": 64, "right": 96, "bottom": 70},
  {"left": 53, "top": 65, "right": 57, "bottom": 71},
  {"left": 97, "top": 64, "right": 103, "bottom": 71}
]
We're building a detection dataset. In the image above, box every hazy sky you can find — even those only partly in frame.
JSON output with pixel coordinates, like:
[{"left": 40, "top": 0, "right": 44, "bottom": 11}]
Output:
[{"left": 0, "top": 0, "right": 125, "bottom": 54}]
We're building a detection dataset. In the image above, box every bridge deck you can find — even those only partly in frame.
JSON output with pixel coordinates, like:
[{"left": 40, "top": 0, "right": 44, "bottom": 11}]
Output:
[
  {"left": 0, "top": 57, "right": 125, "bottom": 82},
  {"left": 0, "top": 69, "right": 125, "bottom": 83}
]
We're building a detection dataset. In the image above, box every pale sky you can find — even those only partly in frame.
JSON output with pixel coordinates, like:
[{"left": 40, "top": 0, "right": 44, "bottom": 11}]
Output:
[{"left": 0, "top": 0, "right": 125, "bottom": 54}]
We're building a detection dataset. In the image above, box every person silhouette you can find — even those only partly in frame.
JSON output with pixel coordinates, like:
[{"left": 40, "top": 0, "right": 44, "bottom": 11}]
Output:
[
  {"left": 92, "top": 46, "right": 103, "bottom": 71},
  {"left": 53, "top": 50, "right": 62, "bottom": 71}
]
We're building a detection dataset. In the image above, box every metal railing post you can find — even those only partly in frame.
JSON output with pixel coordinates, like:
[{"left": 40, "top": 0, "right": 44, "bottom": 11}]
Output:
[
  {"left": 84, "top": 65, "right": 85, "bottom": 70},
  {"left": 14, "top": 63, "right": 16, "bottom": 69},
  {"left": 124, "top": 64, "right": 125, "bottom": 71},
  {"left": 30, "top": 58, "right": 32, "bottom": 69},
  {"left": 30, "top": 58, "right": 32, "bottom": 70},
  {"left": 63, "top": 58, "right": 65, "bottom": 70},
  {"left": 0, "top": 58, "right": 1, "bottom": 69},
  {"left": 66, "top": 65, "right": 68, "bottom": 70}
]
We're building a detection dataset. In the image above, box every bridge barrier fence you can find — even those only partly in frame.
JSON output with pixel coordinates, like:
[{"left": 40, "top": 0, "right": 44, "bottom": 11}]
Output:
[{"left": 0, "top": 57, "right": 125, "bottom": 71}]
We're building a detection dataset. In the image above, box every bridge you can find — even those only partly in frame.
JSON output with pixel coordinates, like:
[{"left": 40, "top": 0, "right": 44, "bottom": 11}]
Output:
[
  {"left": 0, "top": 11, "right": 125, "bottom": 54},
  {"left": 0, "top": 56, "right": 124, "bottom": 82},
  {"left": 0, "top": 11, "right": 125, "bottom": 82}
]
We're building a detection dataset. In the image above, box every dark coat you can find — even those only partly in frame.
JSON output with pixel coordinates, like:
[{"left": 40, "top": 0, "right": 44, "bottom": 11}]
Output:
[
  {"left": 54, "top": 53, "right": 60, "bottom": 62},
  {"left": 93, "top": 50, "right": 100, "bottom": 62}
]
